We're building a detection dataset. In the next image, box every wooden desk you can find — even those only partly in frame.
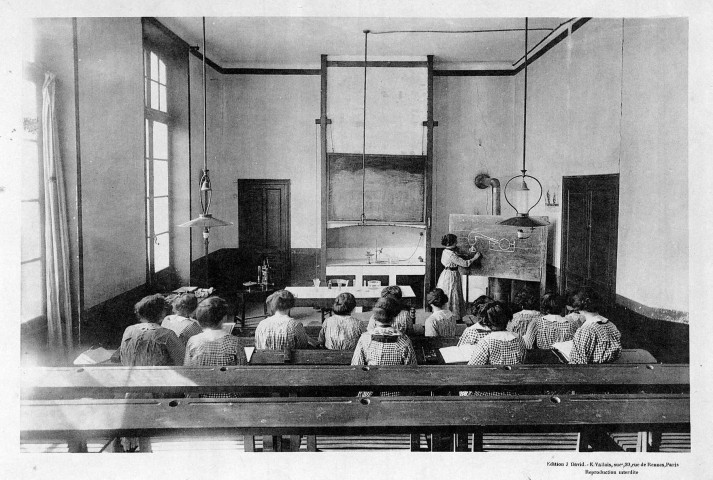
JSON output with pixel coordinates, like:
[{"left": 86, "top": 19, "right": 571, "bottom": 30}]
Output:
[
  {"left": 235, "top": 287, "right": 275, "bottom": 328},
  {"left": 21, "top": 365, "right": 689, "bottom": 453}
]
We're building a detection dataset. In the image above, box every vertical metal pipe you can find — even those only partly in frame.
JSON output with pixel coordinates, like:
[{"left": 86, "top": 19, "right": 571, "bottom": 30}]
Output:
[
  {"left": 521, "top": 18, "right": 528, "bottom": 177},
  {"left": 361, "top": 30, "right": 369, "bottom": 224}
]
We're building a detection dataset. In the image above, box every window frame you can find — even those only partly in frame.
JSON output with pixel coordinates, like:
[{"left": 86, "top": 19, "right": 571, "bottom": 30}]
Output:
[
  {"left": 21, "top": 62, "right": 46, "bottom": 325},
  {"left": 143, "top": 46, "right": 173, "bottom": 285}
]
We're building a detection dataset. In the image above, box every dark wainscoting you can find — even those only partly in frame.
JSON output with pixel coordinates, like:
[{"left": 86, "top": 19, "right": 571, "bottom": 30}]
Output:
[
  {"left": 609, "top": 303, "right": 689, "bottom": 364},
  {"left": 190, "top": 248, "right": 322, "bottom": 291},
  {"left": 81, "top": 283, "right": 151, "bottom": 349}
]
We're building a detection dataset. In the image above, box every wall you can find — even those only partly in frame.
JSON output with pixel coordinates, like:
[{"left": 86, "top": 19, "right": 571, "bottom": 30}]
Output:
[
  {"left": 517, "top": 18, "right": 688, "bottom": 315},
  {"left": 432, "top": 75, "right": 517, "bottom": 238},
  {"left": 514, "top": 18, "right": 624, "bottom": 267},
  {"left": 213, "top": 74, "right": 321, "bottom": 250},
  {"left": 618, "top": 18, "right": 688, "bottom": 313},
  {"left": 76, "top": 18, "right": 146, "bottom": 308}
]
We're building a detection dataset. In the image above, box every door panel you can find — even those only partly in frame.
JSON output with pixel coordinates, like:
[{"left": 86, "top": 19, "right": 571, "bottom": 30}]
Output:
[
  {"left": 238, "top": 180, "right": 291, "bottom": 288},
  {"left": 560, "top": 175, "right": 619, "bottom": 309}
]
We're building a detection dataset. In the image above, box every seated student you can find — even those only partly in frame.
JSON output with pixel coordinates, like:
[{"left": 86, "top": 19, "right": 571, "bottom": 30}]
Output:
[
  {"left": 120, "top": 294, "right": 184, "bottom": 367},
  {"left": 569, "top": 288, "right": 622, "bottom": 364},
  {"left": 461, "top": 301, "right": 526, "bottom": 396},
  {"left": 118, "top": 294, "right": 184, "bottom": 452},
  {"left": 424, "top": 288, "right": 457, "bottom": 337},
  {"left": 185, "top": 296, "right": 248, "bottom": 367},
  {"left": 507, "top": 286, "right": 542, "bottom": 337},
  {"left": 457, "top": 297, "right": 494, "bottom": 347},
  {"left": 351, "top": 296, "right": 417, "bottom": 397},
  {"left": 318, "top": 292, "right": 364, "bottom": 350},
  {"left": 255, "top": 290, "right": 312, "bottom": 350},
  {"left": 564, "top": 289, "right": 586, "bottom": 328},
  {"left": 460, "top": 295, "right": 492, "bottom": 326},
  {"left": 522, "top": 292, "right": 579, "bottom": 349},
  {"left": 366, "top": 286, "right": 414, "bottom": 335},
  {"left": 162, "top": 293, "right": 202, "bottom": 346}
]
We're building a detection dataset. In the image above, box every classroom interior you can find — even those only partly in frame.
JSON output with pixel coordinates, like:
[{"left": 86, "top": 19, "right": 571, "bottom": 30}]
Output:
[{"left": 17, "top": 15, "right": 690, "bottom": 453}]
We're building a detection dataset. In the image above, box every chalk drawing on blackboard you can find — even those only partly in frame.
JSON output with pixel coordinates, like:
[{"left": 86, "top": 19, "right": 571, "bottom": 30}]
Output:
[{"left": 467, "top": 231, "right": 516, "bottom": 254}]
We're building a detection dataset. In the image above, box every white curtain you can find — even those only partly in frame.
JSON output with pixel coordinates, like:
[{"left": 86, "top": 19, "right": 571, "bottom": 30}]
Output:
[{"left": 42, "top": 72, "right": 74, "bottom": 355}]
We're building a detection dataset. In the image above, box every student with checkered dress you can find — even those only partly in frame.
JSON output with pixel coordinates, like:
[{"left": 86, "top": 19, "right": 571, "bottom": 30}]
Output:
[
  {"left": 461, "top": 301, "right": 526, "bottom": 396},
  {"left": 569, "top": 288, "right": 622, "bottom": 364},
  {"left": 457, "top": 295, "right": 494, "bottom": 347},
  {"left": 366, "top": 286, "right": 414, "bottom": 335},
  {"left": 162, "top": 293, "right": 203, "bottom": 346},
  {"left": 424, "top": 288, "right": 457, "bottom": 337},
  {"left": 564, "top": 289, "right": 586, "bottom": 328},
  {"left": 523, "top": 292, "right": 580, "bottom": 350},
  {"left": 255, "top": 290, "right": 312, "bottom": 350},
  {"left": 352, "top": 296, "right": 417, "bottom": 397},
  {"left": 118, "top": 294, "right": 184, "bottom": 452},
  {"left": 184, "top": 296, "right": 247, "bottom": 367},
  {"left": 318, "top": 292, "right": 364, "bottom": 350},
  {"left": 507, "top": 286, "right": 542, "bottom": 337}
]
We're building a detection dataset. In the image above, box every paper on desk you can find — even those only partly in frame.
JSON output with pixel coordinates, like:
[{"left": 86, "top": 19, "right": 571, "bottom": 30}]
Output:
[
  {"left": 439, "top": 344, "right": 477, "bottom": 364},
  {"left": 73, "top": 347, "right": 116, "bottom": 365},
  {"left": 552, "top": 340, "right": 574, "bottom": 362},
  {"left": 244, "top": 347, "right": 255, "bottom": 363}
]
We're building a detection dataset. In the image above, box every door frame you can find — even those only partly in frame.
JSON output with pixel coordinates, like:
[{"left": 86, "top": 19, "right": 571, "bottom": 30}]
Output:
[
  {"left": 559, "top": 173, "right": 619, "bottom": 305},
  {"left": 237, "top": 178, "right": 291, "bottom": 274}
]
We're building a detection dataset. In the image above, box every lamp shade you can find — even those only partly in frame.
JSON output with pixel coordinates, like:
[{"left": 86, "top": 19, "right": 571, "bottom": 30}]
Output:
[
  {"left": 499, "top": 214, "right": 549, "bottom": 228},
  {"left": 178, "top": 213, "right": 233, "bottom": 228}
]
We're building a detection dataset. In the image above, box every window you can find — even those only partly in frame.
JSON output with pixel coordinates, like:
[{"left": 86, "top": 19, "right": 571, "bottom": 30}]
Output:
[
  {"left": 144, "top": 49, "right": 171, "bottom": 279},
  {"left": 21, "top": 74, "right": 45, "bottom": 323}
]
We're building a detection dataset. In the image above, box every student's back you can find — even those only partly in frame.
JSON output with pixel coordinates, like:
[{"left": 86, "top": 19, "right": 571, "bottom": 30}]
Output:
[
  {"left": 255, "top": 290, "right": 310, "bottom": 350},
  {"left": 351, "top": 296, "right": 417, "bottom": 397}
]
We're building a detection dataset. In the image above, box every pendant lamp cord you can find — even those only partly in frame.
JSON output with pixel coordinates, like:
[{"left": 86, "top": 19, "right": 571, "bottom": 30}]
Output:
[
  {"left": 361, "top": 30, "right": 369, "bottom": 225},
  {"left": 522, "top": 18, "right": 528, "bottom": 178}
]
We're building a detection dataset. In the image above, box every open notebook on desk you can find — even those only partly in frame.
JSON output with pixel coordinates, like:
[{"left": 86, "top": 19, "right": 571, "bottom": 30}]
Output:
[
  {"left": 551, "top": 340, "right": 574, "bottom": 363},
  {"left": 439, "top": 344, "right": 477, "bottom": 364}
]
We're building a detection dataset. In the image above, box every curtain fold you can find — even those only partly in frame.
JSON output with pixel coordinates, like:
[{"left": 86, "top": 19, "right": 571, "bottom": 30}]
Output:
[{"left": 42, "top": 72, "right": 74, "bottom": 356}]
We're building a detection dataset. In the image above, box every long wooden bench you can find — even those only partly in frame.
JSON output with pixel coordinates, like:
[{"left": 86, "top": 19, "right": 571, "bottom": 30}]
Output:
[{"left": 21, "top": 364, "right": 689, "bottom": 452}]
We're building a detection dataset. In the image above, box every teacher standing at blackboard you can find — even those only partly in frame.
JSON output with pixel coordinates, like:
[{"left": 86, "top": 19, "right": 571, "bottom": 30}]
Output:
[{"left": 437, "top": 233, "right": 482, "bottom": 321}]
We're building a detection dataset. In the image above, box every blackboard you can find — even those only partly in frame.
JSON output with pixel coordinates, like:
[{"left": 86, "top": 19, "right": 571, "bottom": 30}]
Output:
[
  {"left": 448, "top": 214, "right": 548, "bottom": 289},
  {"left": 328, "top": 153, "right": 426, "bottom": 223}
]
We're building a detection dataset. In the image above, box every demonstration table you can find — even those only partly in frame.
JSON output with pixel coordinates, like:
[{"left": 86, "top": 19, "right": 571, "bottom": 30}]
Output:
[{"left": 285, "top": 285, "right": 417, "bottom": 321}]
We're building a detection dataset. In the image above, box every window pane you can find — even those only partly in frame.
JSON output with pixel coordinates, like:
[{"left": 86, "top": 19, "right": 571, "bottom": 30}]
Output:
[
  {"left": 153, "top": 160, "right": 168, "bottom": 197},
  {"left": 22, "top": 81, "right": 40, "bottom": 145},
  {"left": 21, "top": 201, "right": 42, "bottom": 262},
  {"left": 21, "top": 260, "right": 44, "bottom": 322},
  {"left": 152, "top": 122, "right": 168, "bottom": 159},
  {"left": 154, "top": 196, "right": 169, "bottom": 234},
  {"left": 159, "top": 59, "right": 166, "bottom": 85},
  {"left": 151, "top": 81, "right": 159, "bottom": 110},
  {"left": 154, "top": 233, "right": 170, "bottom": 271},
  {"left": 151, "top": 52, "right": 159, "bottom": 81},
  {"left": 21, "top": 140, "right": 40, "bottom": 200},
  {"left": 145, "top": 119, "right": 150, "bottom": 157},
  {"left": 159, "top": 84, "right": 167, "bottom": 112}
]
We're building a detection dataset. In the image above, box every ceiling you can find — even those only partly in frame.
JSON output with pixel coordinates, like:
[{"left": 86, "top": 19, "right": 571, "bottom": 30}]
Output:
[{"left": 157, "top": 17, "right": 570, "bottom": 69}]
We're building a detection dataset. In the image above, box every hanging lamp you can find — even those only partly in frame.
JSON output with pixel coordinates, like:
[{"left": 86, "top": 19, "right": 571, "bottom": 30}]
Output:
[
  {"left": 179, "top": 17, "right": 233, "bottom": 282},
  {"left": 500, "top": 18, "right": 549, "bottom": 232}
]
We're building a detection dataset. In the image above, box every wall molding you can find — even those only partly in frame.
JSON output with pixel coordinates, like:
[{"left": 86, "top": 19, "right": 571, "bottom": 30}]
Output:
[
  {"left": 148, "top": 17, "right": 592, "bottom": 78},
  {"left": 615, "top": 294, "right": 689, "bottom": 324}
]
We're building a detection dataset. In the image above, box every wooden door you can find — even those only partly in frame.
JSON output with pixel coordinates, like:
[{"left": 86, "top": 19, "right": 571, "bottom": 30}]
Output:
[
  {"left": 238, "top": 180, "right": 291, "bottom": 287},
  {"left": 560, "top": 174, "right": 619, "bottom": 310}
]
